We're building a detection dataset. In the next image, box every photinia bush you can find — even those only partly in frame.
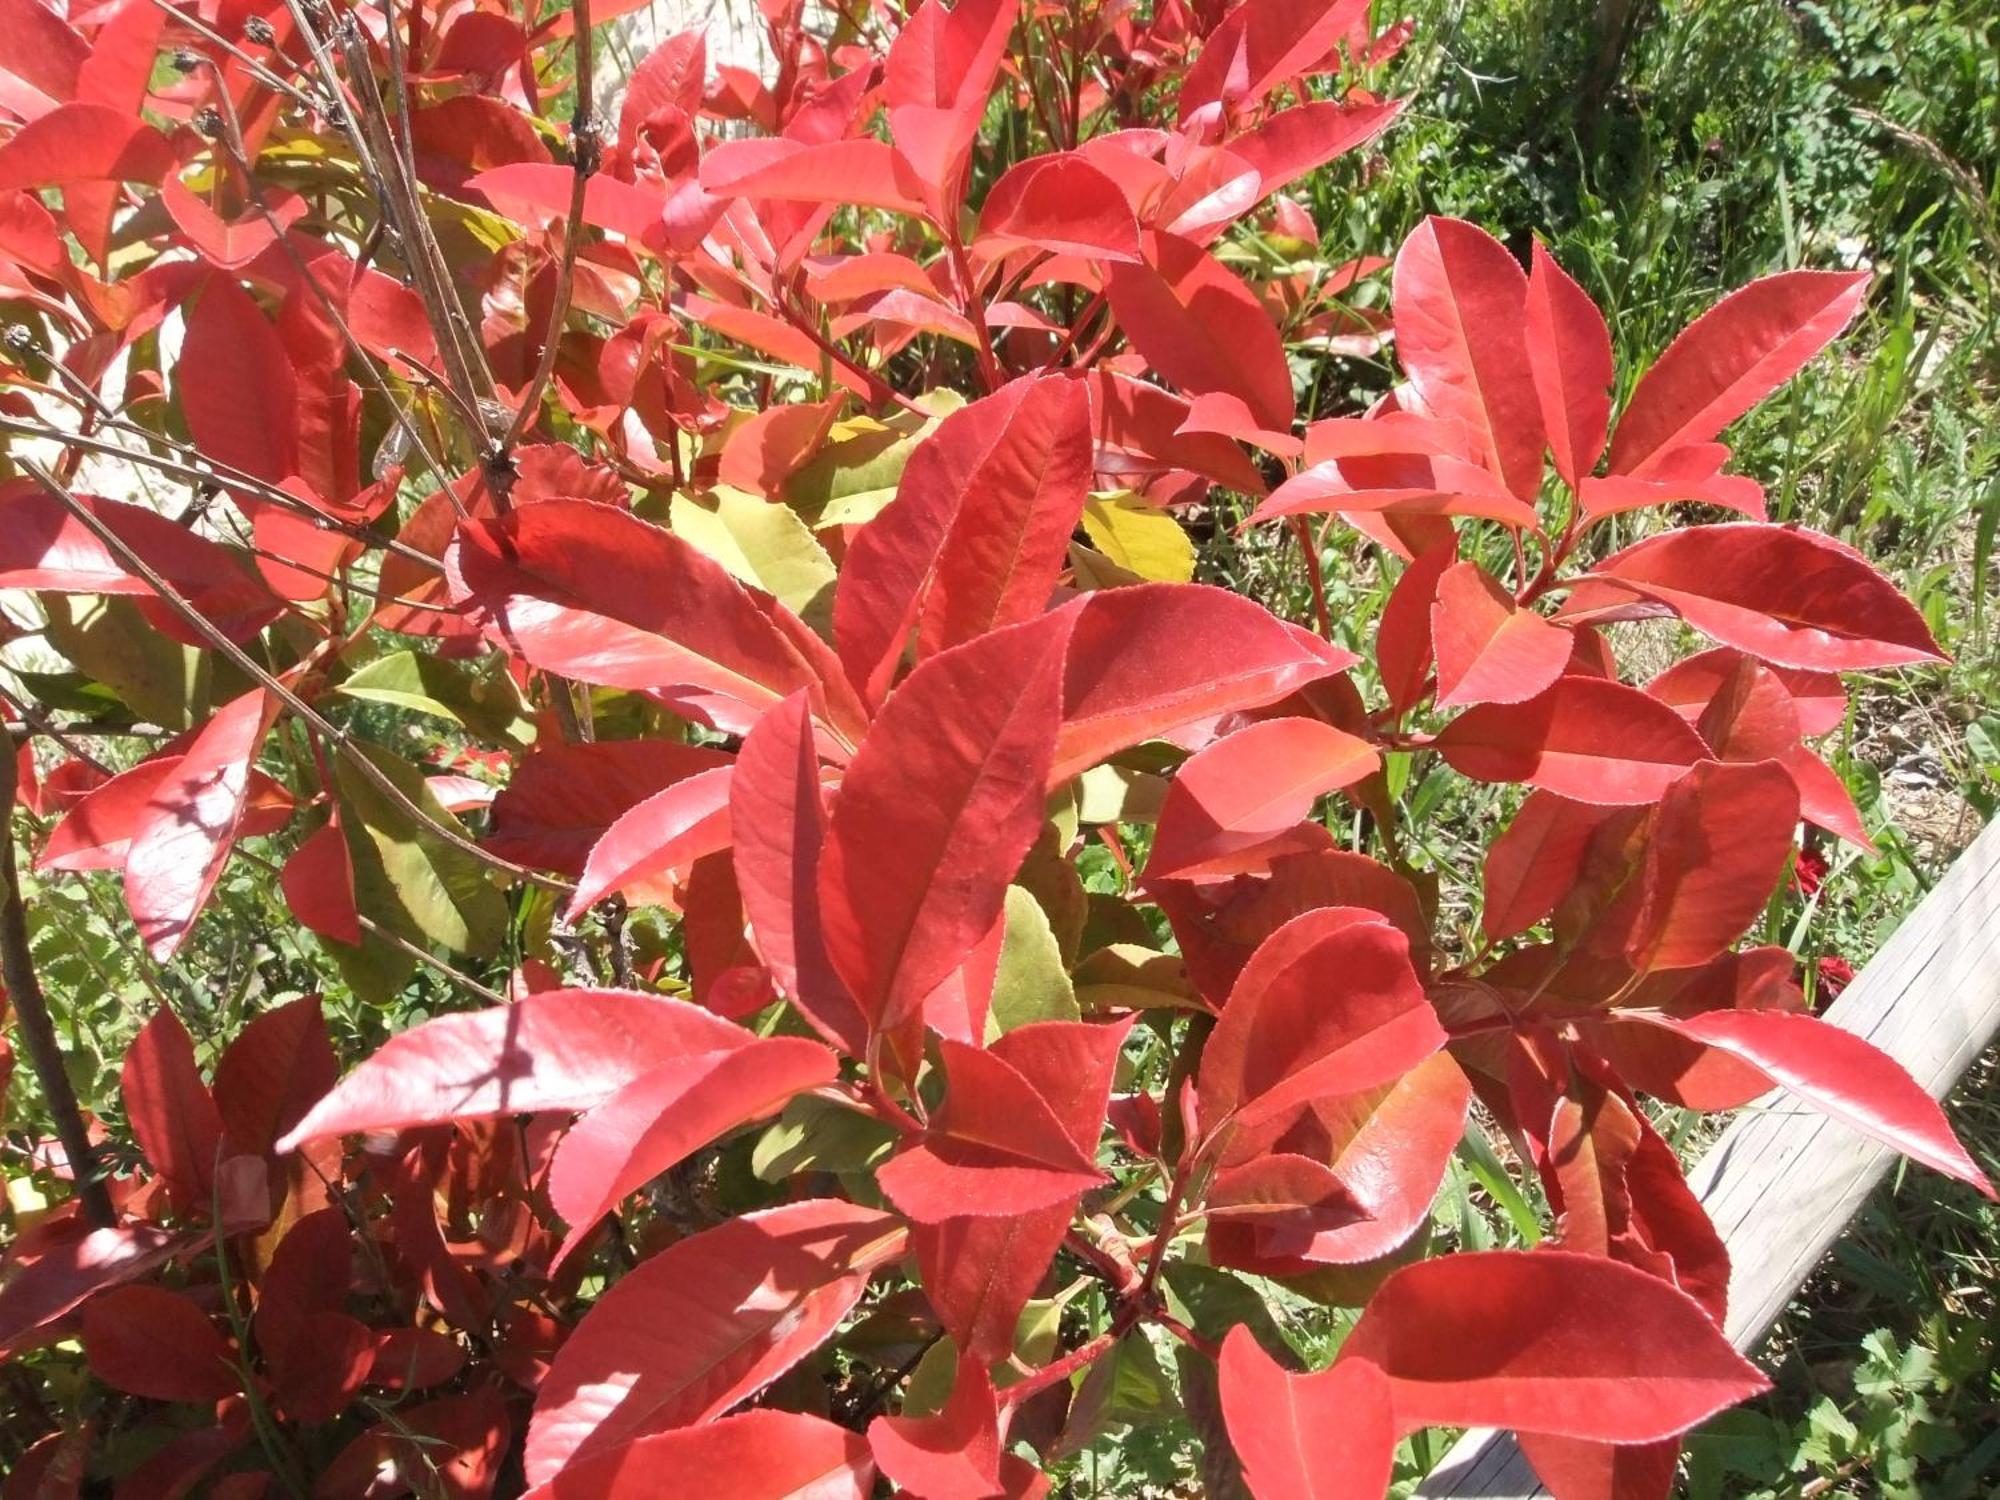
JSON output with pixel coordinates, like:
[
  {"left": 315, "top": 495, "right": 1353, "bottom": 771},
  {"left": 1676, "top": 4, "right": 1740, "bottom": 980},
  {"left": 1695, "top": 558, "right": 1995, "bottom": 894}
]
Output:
[{"left": 0, "top": 0, "right": 1989, "bottom": 1496}]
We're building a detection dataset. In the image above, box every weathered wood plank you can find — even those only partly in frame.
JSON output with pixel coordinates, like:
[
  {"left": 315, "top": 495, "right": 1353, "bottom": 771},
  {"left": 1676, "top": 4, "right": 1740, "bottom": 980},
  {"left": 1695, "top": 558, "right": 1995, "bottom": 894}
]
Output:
[{"left": 1418, "top": 814, "right": 2000, "bottom": 1498}]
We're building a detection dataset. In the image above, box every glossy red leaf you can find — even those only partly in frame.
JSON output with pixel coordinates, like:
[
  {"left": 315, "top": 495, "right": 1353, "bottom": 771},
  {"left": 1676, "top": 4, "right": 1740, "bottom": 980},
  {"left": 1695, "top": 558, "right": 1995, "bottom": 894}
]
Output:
[
  {"left": 1518, "top": 1433, "right": 1681, "bottom": 1500},
  {"left": 213, "top": 994, "right": 339, "bottom": 1157},
  {"left": 885, "top": 0, "right": 1018, "bottom": 222},
  {"left": 0, "top": 101, "right": 174, "bottom": 189},
  {"left": 1198, "top": 908, "right": 1443, "bottom": 1135},
  {"left": 912, "top": 1018, "right": 1131, "bottom": 1363},
  {"left": 485, "top": 739, "right": 731, "bottom": 876},
  {"left": 0, "top": 1223, "right": 184, "bottom": 1356},
  {"left": 837, "top": 377, "right": 1088, "bottom": 702},
  {"left": 545, "top": 1035, "right": 837, "bottom": 1265},
  {"left": 1107, "top": 229, "right": 1295, "bottom": 434},
  {"left": 1145, "top": 718, "right": 1379, "bottom": 881},
  {"left": 566, "top": 765, "right": 735, "bottom": 919},
  {"left": 914, "top": 379, "right": 1093, "bottom": 661},
  {"left": 1480, "top": 791, "right": 1614, "bottom": 941},
  {"left": 0, "top": 482, "right": 279, "bottom": 641},
  {"left": 1375, "top": 539, "right": 1455, "bottom": 716},
  {"left": 121, "top": 1007, "right": 224, "bottom": 1210},
  {"left": 819, "top": 613, "right": 1067, "bottom": 1038},
  {"left": 521, "top": 1410, "right": 874, "bottom": 1500},
  {"left": 446, "top": 499, "right": 865, "bottom": 739},
  {"left": 1087, "top": 369, "right": 1270, "bottom": 494},
  {"left": 1609, "top": 270, "right": 1870, "bottom": 476},
  {"left": 868, "top": 1356, "right": 1004, "bottom": 1500},
  {"left": 731, "top": 692, "right": 865, "bottom": 1053},
  {"left": 977, "top": 151, "right": 1142, "bottom": 263},
  {"left": 1566, "top": 523, "right": 1945, "bottom": 671},
  {"left": 282, "top": 816, "right": 362, "bottom": 946},
  {"left": 276, "top": 990, "right": 753, "bottom": 1151},
  {"left": 1595, "top": 758, "right": 1800, "bottom": 972},
  {"left": 1577, "top": 442, "right": 1767, "bottom": 524},
  {"left": 525, "top": 1201, "right": 907, "bottom": 1484},
  {"left": 1339, "top": 1250, "right": 1768, "bottom": 1441},
  {"left": 878, "top": 1037, "right": 1108, "bottom": 1222},
  {"left": 180, "top": 275, "right": 298, "bottom": 488},
  {"left": 1230, "top": 99, "right": 1405, "bottom": 202},
  {"left": 1220, "top": 1325, "right": 1395, "bottom": 1500},
  {"left": 1430, "top": 561, "right": 1573, "bottom": 709},
  {"left": 82, "top": 1285, "right": 236, "bottom": 1403},
  {"left": 1051, "top": 584, "right": 1354, "bottom": 782},
  {"left": 1178, "top": 0, "right": 1373, "bottom": 119},
  {"left": 1251, "top": 453, "right": 1541, "bottom": 530},
  {"left": 1634, "top": 1010, "right": 1995, "bottom": 1196},
  {"left": 699, "top": 136, "right": 927, "bottom": 215},
  {"left": 1212, "top": 1053, "right": 1472, "bottom": 1269},
  {"left": 123, "top": 688, "right": 277, "bottom": 959},
  {"left": 1435, "top": 677, "right": 1710, "bottom": 804},
  {"left": 1523, "top": 239, "right": 1615, "bottom": 488},
  {"left": 1393, "top": 217, "right": 1544, "bottom": 499}
]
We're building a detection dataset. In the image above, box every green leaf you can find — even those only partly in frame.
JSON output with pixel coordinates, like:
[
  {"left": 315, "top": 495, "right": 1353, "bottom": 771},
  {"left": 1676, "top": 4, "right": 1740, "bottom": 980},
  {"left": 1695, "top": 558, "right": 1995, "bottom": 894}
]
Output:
[
  {"left": 987, "top": 885, "right": 1079, "bottom": 1038},
  {"left": 1081, "top": 492, "right": 1196, "bottom": 582},
  {"left": 334, "top": 742, "right": 508, "bottom": 966},
  {"left": 336, "top": 649, "right": 532, "bottom": 745},
  {"left": 42, "top": 595, "right": 220, "bottom": 728},
  {"left": 750, "top": 1092, "right": 896, "bottom": 1183},
  {"left": 787, "top": 392, "right": 961, "bottom": 528},
  {"left": 669, "top": 486, "right": 838, "bottom": 635}
]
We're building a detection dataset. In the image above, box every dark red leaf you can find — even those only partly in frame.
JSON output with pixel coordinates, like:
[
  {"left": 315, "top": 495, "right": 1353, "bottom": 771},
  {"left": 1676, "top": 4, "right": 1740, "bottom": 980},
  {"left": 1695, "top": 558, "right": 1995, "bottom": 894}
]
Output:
[
  {"left": 213, "top": 994, "right": 339, "bottom": 1157},
  {"left": 83, "top": 1285, "right": 236, "bottom": 1403},
  {"left": 122, "top": 1007, "right": 224, "bottom": 1210},
  {"left": 525, "top": 1201, "right": 906, "bottom": 1484}
]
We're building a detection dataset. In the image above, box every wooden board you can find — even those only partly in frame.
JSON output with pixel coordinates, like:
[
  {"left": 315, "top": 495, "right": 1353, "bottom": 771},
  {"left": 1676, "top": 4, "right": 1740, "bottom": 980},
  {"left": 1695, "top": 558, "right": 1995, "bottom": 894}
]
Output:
[{"left": 1418, "top": 814, "right": 2000, "bottom": 1498}]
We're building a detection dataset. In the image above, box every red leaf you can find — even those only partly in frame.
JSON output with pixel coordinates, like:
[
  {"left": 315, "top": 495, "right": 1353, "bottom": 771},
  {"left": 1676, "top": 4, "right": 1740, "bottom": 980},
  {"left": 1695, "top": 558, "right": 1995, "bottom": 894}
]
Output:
[
  {"left": 1178, "top": 0, "right": 1373, "bottom": 119},
  {"left": 1480, "top": 791, "right": 1613, "bottom": 941},
  {"left": 1565, "top": 523, "right": 1945, "bottom": 671},
  {"left": 276, "top": 989, "right": 752, "bottom": 1151},
  {"left": 1430, "top": 561, "right": 1572, "bottom": 709},
  {"left": 1634, "top": 1010, "right": 1995, "bottom": 1196},
  {"left": 1375, "top": 539, "right": 1456, "bottom": 716},
  {"left": 1577, "top": 443, "right": 1766, "bottom": 524},
  {"left": 525, "top": 1201, "right": 907, "bottom": 1484},
  {"left": 123, "top": 689, "right": 277, "bottom": 959},
  {"left": 485, "top": 739, "right": 731, "bottom": 876},
  {"left": 819, "top": 613, "right": 1067, "bottom": 1038},
  {"left": 1435, "top": 677, "right": 1710, "bottom": 804},
  {"left": 1219, "top": 1325, "right": 1395, "bottom": 1500},
  {"left": 699, "top": 137, "right": 928, "bottom": 215},
  {"left": 1144, "top": 718, "right": 1379, "bottom": 881},
  {"left": 1087, "top": 369, "right": 1270, "bottom": 495},
  {"left": 566, "top": 765, "right": 735, "bottom": 919},
  {"left": 835, "top": 374, "right": 1093, "bottom": 705},
  {"left": 0, "top": 1223, "right": 184, "bottom": 1356},
  {"left": 36, "top": 753, "right": 183, "bottom": 872},
  {"left": 319, "top": 1389, "right": 508, "bottom": 1500},
  {"left": 877, "top": 1037, "right": 1108, "bottom": 1222},
  {"left": 1518, "top": 1433, "right": 1681, "bottom": 1500},
  {"left": 1107, "top": 229, "right": 1295, "bottom": 434},
  {"left": 977, "top": 152, "right": 1142, "bottom": 263},
  {"left": 83, "top": 1285, "right": 236, "bottom": 1403},
  {"left": 1523, "top": 239, "right": 1614, "bottom": 488},
  {"left": 1339, "top": 1250, "right": 1768, "bottom": 1442},
  {"left": 869, "top": 1356, "right": 1005, "bottom": 1500},
  {"left": 1211, "top": 1053, "right": 1471, "bottom": 1269},
  {"left": 1251, "top": 453, "right": 1541, "bottom": 530},
  {"left": 1579, "top": 949, "right": 1804, "bottom": 1111},
  {"left": 912, "top": 1019, "right": 1130, "bottom": 1363},
  {"left": 884, "top": 0, "right": 1018, "bottom": 222},
  {"left": 0, "top": 482, "right": 279, "bottom": 642},
  {"left": 446, "top": 499, "right": 866, "bottom": 739},
  {"left": 282, "top": 816, "right": 362, "bottom": 946},
  {"left": 1608, "top": 270, "right": 1870, "bottom": 476},
  {"left": 1052, "top": 584, "right": 1354, "bottom": 782},
  {"left": 521, "top": 1410, "right": 874, "bottom": 1500},
  {"left": 1199, "top": 909, "right": 1443, "bottom": 1134},
  {"left": 213, "top": 994, "right": 338, "bottom": 1157},
  {"left": 180, "top": 275, "right": 299, "bottom": 488},
  {"left": 122, "top": 1007, "right": 224, "bottom": 1210},
  {"left": 1392, "top": 217, "right": 1544, "bottom": 499},
  {"left": 1230, "top": 99, "right": 1405, "bottom": 202},
  {"left": 1593, "top": 759, "right": 1800, "bottom": 972},
  {"left": 545, "top": 1035, "right": 837, "bottom": 1265},
  {"left": 0, "top": 101, "right": 174, "bottom": 189}
]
